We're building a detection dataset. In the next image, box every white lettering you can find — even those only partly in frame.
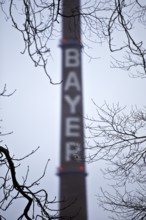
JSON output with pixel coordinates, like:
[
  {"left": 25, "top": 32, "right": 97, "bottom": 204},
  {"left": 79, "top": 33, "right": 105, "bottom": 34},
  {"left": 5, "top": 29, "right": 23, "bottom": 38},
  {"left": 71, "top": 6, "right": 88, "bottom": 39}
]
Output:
[
  {"left": 64, "top": 47, "right": 82, "bottom": 163},
  {"left": 65, "top": 48, "right": 79, "bottom": 67},
  {"left": 64, "top": 95, "right": 80, "bottom": 114},
  {"left": 64, "top": 71, "right": 80, "bottom": 92},
  {"left": 65, "top": 142, "right": 81, "bottom": 161},
  {"left": 66, "top": 117, "right": 80, "bottom": 137}
]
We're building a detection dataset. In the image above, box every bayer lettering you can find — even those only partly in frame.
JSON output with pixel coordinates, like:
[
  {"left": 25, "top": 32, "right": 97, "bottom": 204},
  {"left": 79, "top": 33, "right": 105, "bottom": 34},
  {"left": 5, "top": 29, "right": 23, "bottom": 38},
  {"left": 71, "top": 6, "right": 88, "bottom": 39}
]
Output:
[{"left": 64, "top": 48, "right": 82, "bottom": 162}]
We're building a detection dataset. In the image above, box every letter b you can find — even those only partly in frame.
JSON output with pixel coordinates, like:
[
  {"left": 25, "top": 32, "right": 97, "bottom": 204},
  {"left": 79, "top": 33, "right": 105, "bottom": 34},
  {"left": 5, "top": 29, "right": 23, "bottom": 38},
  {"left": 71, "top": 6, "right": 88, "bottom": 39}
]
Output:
[{"left": 65, "top": 48, "right": 79, "bottom": 67}]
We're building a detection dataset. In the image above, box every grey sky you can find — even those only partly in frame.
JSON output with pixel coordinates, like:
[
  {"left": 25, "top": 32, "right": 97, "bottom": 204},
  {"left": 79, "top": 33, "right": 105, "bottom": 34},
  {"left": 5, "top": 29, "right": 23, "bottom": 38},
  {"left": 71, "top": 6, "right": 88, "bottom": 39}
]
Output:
[{"left": 1, "top": 3, "right": 146, "bottom": 220}]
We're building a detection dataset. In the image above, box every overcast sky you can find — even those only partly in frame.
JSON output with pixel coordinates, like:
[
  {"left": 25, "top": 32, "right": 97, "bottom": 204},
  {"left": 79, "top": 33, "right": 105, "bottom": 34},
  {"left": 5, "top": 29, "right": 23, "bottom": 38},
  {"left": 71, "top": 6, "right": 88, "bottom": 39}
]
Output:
[{"left": 1, "top": 3, "right": 146, "bottom": 220}]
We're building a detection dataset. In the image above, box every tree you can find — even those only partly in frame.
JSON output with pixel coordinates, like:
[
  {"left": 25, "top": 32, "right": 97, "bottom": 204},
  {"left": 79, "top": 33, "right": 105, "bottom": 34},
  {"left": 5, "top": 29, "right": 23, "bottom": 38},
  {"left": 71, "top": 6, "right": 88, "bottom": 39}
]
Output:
[
  {"left": 0, "top": 145, "right": 51, "bottom": 220},
  {"left": 1, "top": 0, "right": 146, "bottom": 80},
  {"left": 0, "top": 146, "right": 77, "bottom": 220},
  {"left": 0, "top": 87, "right": 74, "bottom": 220},
  {"left": 86, "top": 102, "right": 146, "bottom": 220}
]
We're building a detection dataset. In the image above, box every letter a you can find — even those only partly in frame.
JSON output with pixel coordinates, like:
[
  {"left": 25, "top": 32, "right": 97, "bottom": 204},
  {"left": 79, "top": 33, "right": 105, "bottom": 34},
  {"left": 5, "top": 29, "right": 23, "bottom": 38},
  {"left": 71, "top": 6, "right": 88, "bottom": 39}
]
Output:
[{"left": 64, "top": 71, "right": 80, "bottom": 92}]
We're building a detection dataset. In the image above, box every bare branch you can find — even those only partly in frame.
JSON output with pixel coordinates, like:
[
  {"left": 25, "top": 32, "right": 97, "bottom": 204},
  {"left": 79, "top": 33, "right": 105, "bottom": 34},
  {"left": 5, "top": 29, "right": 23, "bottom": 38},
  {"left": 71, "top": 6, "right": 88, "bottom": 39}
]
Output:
[
  {"left": 0, "top": 84, "right": 16, "bottom": 97},
  {"left": 1, "top": 1, "right": 146, "bottom": 78},
  {"left": 86, "top": 101, "right": 146, "bottom": 219},
  {"left": 0, "top": 145, "right": 73, "bottom": 219}
]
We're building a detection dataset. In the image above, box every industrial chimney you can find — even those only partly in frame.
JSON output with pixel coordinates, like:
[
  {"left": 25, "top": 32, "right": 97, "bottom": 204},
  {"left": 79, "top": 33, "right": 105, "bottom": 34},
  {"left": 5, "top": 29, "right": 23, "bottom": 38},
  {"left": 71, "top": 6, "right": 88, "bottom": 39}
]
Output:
[{"left": 58, "top": 1, "right": 88, "bottom": 219}]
